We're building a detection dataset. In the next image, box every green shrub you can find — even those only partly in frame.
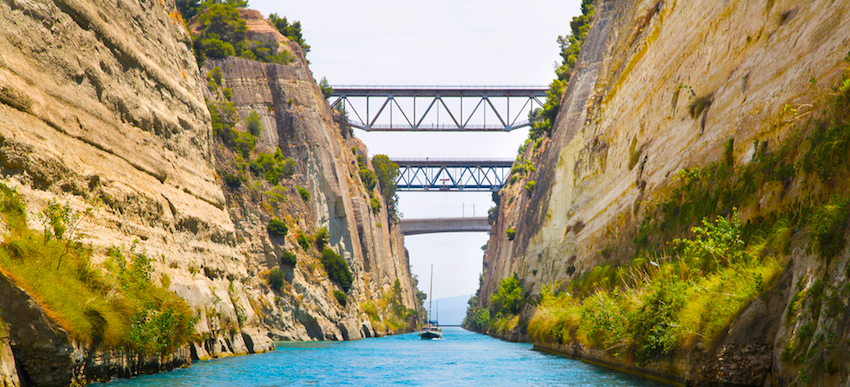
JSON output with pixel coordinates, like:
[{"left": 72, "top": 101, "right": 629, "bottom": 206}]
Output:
[
  {"left": 809, "top": 197, "right": 850, "bottom": 260},
  {"left": 267, "top": 268, "right": 285, "bottom": 291},
  {"left": 267, "top": 219, "right": 288, "bottom": 238},
  {"left": 222, "top": 87, "right": 233, "bottom": 101},
  {"left": 280, "top": 250, "right": 297, "bottom": 266},
  {"left": 318, "top": 77, "right": 333, "bottom": 99},
  {"left": 296, "top": 234, "right": 310, "bottom": 250},
  {"left": 487, "top": 207, "right": 498, "bottom": 225},
  {"left": 334, "top": 290, "right": 347, "bottom": 306},
  {"left": 525, "top": 180, "right": 536, "bottom": 196},
  {"left": 506, "top": 227, "right": 516, "bottom": 241},
  {"left": 233, "top": 131, "right": 256, "bottom": 158},
  {"left": 251, "top": 149, "right": 296, "bottom": 185},
  {"left": 321, "top": 248, "right": 353, "bottom": 291},
  {"left": 207, "top": 67, "right": 223, "bottom": 86},
  {"left": 370, "top": 197, "right": 381, "bottom": 214},
  {"left": 314, "top": 227, "right": 329, "bottom": 250},
  {"left": 490, "top": 273, "right": 523, "bottom": 317},
  {"left": 465, "top": 308, "right": 491, "bottom": 331},
  {"left": 371, "top": 155, "right": 400, "bottom": 213},
  {"left": 297, "top": 185, "right": 310, "bottom": 202},
  {"left": 245, "top": 111, "right": 262, "bottom": 136},
  {"left": 223, "top": 172, "right": 241, "bottom": 189},
  {"left": 269, "top": 14, "right": 311, "bottom": 53},
  {"left": 359, "top": 168, "right": 377, "bottom": 191}
]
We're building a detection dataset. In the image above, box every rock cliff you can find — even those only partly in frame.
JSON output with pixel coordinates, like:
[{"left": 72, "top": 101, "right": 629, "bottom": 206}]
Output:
[
  {"left": 0, "top": 1, "right": 418, "bottom": 385},
  {"left": 478, "top": 0, "right": 850, "bottom": 385}
]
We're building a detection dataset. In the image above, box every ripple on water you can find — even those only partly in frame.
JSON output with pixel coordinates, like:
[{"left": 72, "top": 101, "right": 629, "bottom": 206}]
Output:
[{"left": 95, "top": 327, "right": 668, "bottom": 386}]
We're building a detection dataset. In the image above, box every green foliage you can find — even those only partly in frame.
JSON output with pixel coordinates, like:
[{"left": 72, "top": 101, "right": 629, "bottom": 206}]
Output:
[
  {"left": 280, "top": 250, "right": 297, "bottom": 266},
  {"left": 464, "top": 308, "right": 491, "bottom": 331},
  {"left": 207, "top": 67, "right": 223, "bottom": 86},
  {"left": 490, "top": 273, "right": 524, "bottom": 317},
  {"left": 267, "top": 219, "right": 288, "bottom": 238},
  {"left": 524, "top": 180, "right": 536, "bottom": 196},
  {"left": 529, "top": 212, "right": 782, "bottom": 363},
  {"left": 223, "top": 172, "right": 241, "bottom": 189},
  {"left": 207, "top": 98, "right": 238, "bottom": 145},
  {"left": 269, "top": 14, "right": 311, "bottom": 53},
  {"left": 245, "top": 111, "right": 262, "bottom": 136},
  {"left": 673, "top": 210, "right": 748, "bottom": 272},
  {"left": 0, "top": 188, "right": 195, "bottom": 355},
  {"left": 506, "top": 227, "right": 516, "bottom": 241},
  {"left": 371, "top": 155, "right": 400, "bottom": 214},
  {"left": 359, "top": 168, "right": 377, "bottom": 191},
  {"left": 192, "top": 4, "right": 295, "bottom": 65},
  {"left": 314, "top": 227, "right": 329, "bottom": 250},
  {"left": 487, "top": 206, "right": 498, "bottom": 226},
  {"left": 233, "top": 131, "right": 256, "bottom": 158},
  {"left": 334, "top": 290, "right": 347, "bottom": 306},
  {"left": 296, "top": 185, "right": 310, "bottom": 202},
  {"left": 318, "top": 77, "right": 333, "bottom": 99},
  {"left": 370, "top": 197, "right": 381, "bottom": 214},
  {"left": 321, "top": 248, "right": 352, "bottom": 291},
  {"left": 529, "top": 0, "right": 594, "bottom": 139},
  {"left": 267, "top": 268, "right": 285, "bottom": 291},
  {"left": 296, "top": 234, "right": 310, "bottom": 250},
  {"left": 808, "top": 197, "right": 850, "bottom": 260},
  {"left": 176, "top": 0, "right": 201, "bottom": 19},
  {"left": 248, "top": 149, "right": 296, "bottom": 185}
]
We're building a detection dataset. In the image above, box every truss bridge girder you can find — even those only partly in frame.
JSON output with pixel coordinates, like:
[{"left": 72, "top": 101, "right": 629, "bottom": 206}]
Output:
[
  {"left": 330, "top": 86, "right": 548, "bottom": 132},
  {"left": 393, "top": 158, "right": 513, "bottom": 192}
]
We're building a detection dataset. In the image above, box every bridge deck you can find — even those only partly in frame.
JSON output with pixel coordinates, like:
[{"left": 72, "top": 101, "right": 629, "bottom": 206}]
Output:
[
  {"left": 392, "top": 158, "right": 514, "bottom": 167},
  {"left": 400, "top": 217, "right": 490, "bottom": 235}
]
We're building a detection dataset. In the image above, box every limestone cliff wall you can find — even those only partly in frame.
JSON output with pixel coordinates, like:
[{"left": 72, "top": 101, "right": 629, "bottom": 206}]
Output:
[
  {"left": 0, "top": 1, "right": 417, "bottom": 385},
  {"left": 481, "top": 0, "right": 850, "bottom": 385}
]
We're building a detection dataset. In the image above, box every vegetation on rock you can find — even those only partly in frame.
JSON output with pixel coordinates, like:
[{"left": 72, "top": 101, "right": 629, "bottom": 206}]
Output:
[
  {"left": 0, "top": 185, "right": 195, "bottom": 355},
  {"left": 321, "top": 248, "right": 352, "bottom": 291}
]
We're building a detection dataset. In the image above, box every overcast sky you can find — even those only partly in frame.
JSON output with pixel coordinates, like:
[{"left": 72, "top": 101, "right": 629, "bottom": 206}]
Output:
[{"left": 251, "top": 0, "right": 583, "bottom": 302}]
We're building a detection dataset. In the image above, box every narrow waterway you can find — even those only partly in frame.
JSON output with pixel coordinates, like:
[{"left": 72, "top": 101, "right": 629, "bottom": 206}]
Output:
[{"left": 97, "top": 328, "right": 666, "bottom": 386}]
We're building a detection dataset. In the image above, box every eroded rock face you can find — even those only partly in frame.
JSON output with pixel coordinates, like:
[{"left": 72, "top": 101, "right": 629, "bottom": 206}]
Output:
[
  {"left": 481, "top": 0, "right": 850, "bottom": 385},
  {"left": 0, "top": 1, "right": 418, "bottom": 384},
  {"left": 200, "top": 9, "right": 418, "bottom": 341}
]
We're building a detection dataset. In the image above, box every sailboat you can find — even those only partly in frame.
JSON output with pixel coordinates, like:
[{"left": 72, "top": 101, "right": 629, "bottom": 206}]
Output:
[{"left": 419, "top": 265, "right": 442, "bottom": 340}]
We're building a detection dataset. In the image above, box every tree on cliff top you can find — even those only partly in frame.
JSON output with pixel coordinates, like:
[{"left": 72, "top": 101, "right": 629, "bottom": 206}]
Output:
[
  {"left": 371, "top": 155, "right": 400, "bottom": 215},
  {"left": 269, "top": 14, "right": 311, "bottom": 53}
]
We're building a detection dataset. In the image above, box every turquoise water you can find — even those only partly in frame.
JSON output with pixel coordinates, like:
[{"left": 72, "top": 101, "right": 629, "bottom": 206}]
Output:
[{"left": 97, "top": 327, "right": 666, "bottom": 386}]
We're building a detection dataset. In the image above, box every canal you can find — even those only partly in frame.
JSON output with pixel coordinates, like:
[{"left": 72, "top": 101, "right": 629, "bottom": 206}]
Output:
[{"left": 97, "top": 327, "right": 666, "bottom": 386}]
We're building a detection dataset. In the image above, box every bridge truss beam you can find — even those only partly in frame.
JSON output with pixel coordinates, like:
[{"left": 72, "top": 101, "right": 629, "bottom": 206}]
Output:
[
  {"left": 329, "top": 86, "right": 547, "bottom": 132},
  {"left": 393, "top": 158, "right": 513, "bottom": 192}
]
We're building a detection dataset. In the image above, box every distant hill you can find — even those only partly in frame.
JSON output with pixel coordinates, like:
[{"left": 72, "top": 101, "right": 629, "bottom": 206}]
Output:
[{"left": 430, "top": 294, "right": 472, "bottom": 325}]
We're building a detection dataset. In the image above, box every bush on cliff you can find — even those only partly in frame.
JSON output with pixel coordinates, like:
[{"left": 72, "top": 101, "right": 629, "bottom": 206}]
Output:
[
  {"left": 267, "top": 268, "right": 285, "bottom": 291},
  {"left": 269, "top": 13, "right": 311, "bottom": 53},
  {"left": 191, "top": 4, "right": 294, "bottom": 66},
  {"left": 267, "top": 219, "right": 288, "bottom": 238},
  {"left": 280, "top": 250, "right": 297, "bottom": 266},
  {"left": 0, "top": 185, "right": 195, "bottom": 355},
  {"left": 321, "top": 248, "right": 352, "bottom": 291},
  {"left": 490, "top": 273, "right": 524, "bottom": 317}
]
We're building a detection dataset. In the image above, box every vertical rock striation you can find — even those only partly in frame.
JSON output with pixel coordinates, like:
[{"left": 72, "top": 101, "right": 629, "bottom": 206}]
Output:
[
  {"left": 479, "top": 0, "right": 850, "bottom": 385},
  {"left": 0, "top": 2, "right": 418, "bottom": 385}
]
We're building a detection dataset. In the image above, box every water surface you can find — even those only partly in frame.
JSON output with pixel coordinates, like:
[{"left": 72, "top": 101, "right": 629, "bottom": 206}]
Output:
[{"left": 98, "top": 327, "right": 666, "bottom": 386}]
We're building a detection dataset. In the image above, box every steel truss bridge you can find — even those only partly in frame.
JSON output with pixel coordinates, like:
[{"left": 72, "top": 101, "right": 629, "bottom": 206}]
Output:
[
  {"left": 329, "top": 86, "right": 548, "bottom": 131},
  {"left": 392, "top": 158, "right": 513, "bottom": 192}
]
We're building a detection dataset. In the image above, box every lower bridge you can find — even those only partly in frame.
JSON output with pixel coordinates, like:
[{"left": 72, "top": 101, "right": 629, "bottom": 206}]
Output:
[{"left": 399, "top": 217, "right": 490, "bottom": 235}]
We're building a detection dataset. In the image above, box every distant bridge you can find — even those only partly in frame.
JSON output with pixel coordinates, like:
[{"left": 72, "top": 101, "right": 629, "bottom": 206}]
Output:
[
  {"left": 329, "top": 86, "right": 547, "bottom": 131},
  {"left": 393, "top": 158, "right": 513, "bottom": 192},
  {"left": 400, "top": 217, "right": 489, "bottom": 235}
]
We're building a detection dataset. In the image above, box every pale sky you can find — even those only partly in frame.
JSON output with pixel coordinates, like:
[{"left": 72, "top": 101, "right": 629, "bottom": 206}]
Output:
[{"left": 251, "top": 0, "right": 583, "bottom": 301}]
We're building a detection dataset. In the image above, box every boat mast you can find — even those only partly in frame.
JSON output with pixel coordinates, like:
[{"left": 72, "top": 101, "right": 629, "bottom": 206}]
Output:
[{"left": 428, "top": 264, "right": 433, "bottom": 324}]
